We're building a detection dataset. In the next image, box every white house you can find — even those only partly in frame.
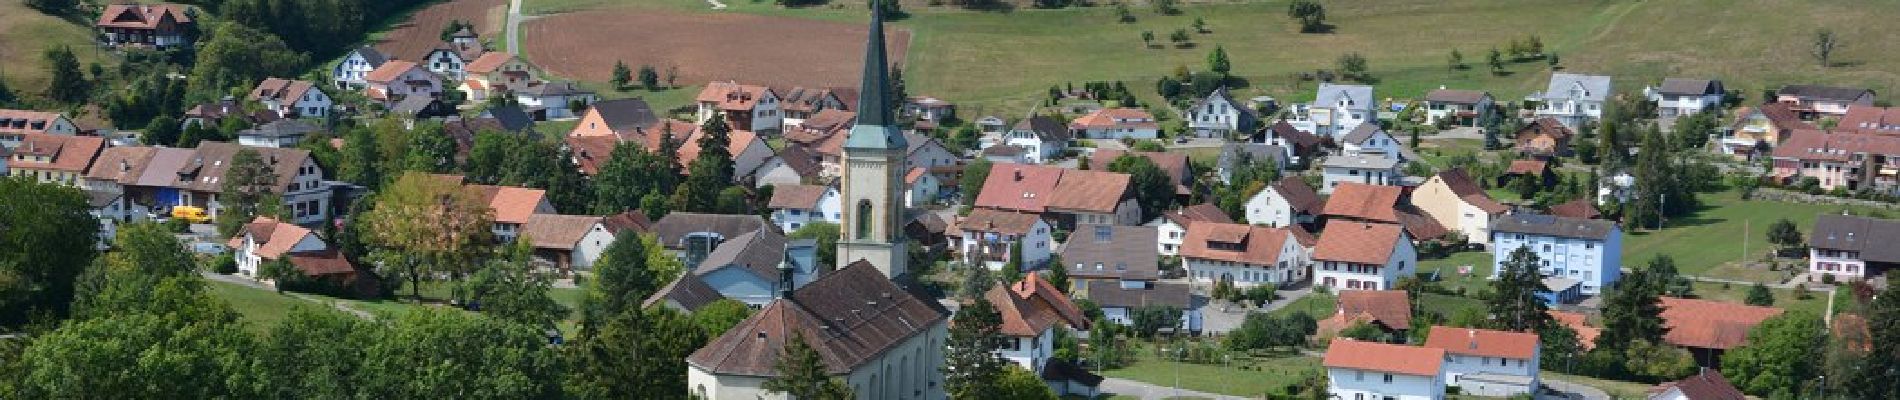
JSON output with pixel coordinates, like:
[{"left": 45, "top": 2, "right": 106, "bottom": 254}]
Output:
[
  {"left": 248, "top": 78, "right": 331, "bottom": 118},
  {"left": 767, "top": 184, "right": 841, "bottom": 233},
  {"left": 904, "top": 131, "right": 960, "bottom": 171},
  {"left": 1422, "top": 88, "right": 1494, "bottom": 127},
  {"left": 1805, "top": 214, "right": 1898, "bottom": 282},
  {"left": 1341, "top": 124, "right": 1403, "bottom": 161},
  {"left": 1186, "top": 87, "right": 1256, "bottom": 138},
  {"left": 987, "top": 274, "right": 1098, "bottom": 397},
  {"left": 521, "top": 214, "right": 617, "bottom": 271},
  {"left": 1648, "top": 370, "right": 1748, "bottom": 400},
  {"left": 331, "top": 47, "right": 388, "bottom": 90},
  {"left": 1181, "top": 222, "right": 1306, "bottom": 287},
  {"left": 902, "top": 96, "right": 956, "bottom": 123},
  {"left": 1069, "top": 108, "right": 1159, "bottom": 140},
  {"left": 959, "top": 208, "right": 1053, "bottom": 271},
  {"left": 226, "top": 217, "right": 327, "bottom": 277},
  {"left": 1148, "top": 203, "right": 1232, "bottom": 256},
  {"left": 1535, "top": 73, "right": 1612, "bottom": 129},
  {"left": 515, "top": 81, "right": 597, "bottom": 120},
  {"left": 0, "top": 109, "right": 80, "bottom": 140},
  {"left": 1313, "top": 221, "right": 1416, "bottom": 291},
  {"left": 1086, "top": 280, "right": 1200, "bottom": 334},
  {"left": 422, "top": 43, "right": 481, "bottom": 81},
  {"left": 363, "top": 60, "right": 442, "bottom": 108},
  {"left": 905, "top": 168, "right": 939, "bottom": 207},
  {"left": 85, "top": 190, "right": 126, "bottom": 249},
  {"left": 1245, "top": 176, "right": 1323, "bottom": 228},
  {"left": 1648, "top": 78, "right": 1725, "bottom": 118},
  {"left": 1324, "top": 339, "right": 1446, "bottom": 400},
  {"left": 1423, "top": 326, "right": 1540, "bottom": 397},
  {"left": 1302, "top": 83, "right": 1376, "bottom": 140},
  {"left": 1489, "top": 214, "right": 1622, "bottom": 296},
  {"left": 696, "top": 82, "right": 784, "bottom": 133},
  {"left": 1321, "top": 154, "right": 1401, "bottom": 194},
  {"left": 235, "top": 119, "right": 322, "bottom": 148},
  {"left": 991, "top": 115, "right": 1070, "bottom": 164}
]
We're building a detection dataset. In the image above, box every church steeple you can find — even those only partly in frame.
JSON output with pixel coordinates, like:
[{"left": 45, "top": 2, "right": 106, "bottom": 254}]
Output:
[{"left": 844, "top": 5, "right": 906, "bottom": 150}]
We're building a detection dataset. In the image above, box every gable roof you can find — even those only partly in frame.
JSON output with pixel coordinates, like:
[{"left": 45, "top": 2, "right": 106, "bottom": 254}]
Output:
[
  {"left": 346, "top": 46, "right": 388, "bottom": 67},
  {"left": 1045, "top": 169, "right": 1132, "bottom": 214},
  {"left": 642, "top": 273, "right": 725, "bottom": 312},
  {"left": 1423, "top": 326, "right": 1539, "bottom": 359},
  {"left": 464, "top": 52, "right": 519, "bottom": 75},
  {"left": 1808, "top": 214, "right": 1900, "bottom": 263},
  {"left": 1657, "top": 78, "right": 1723, "bottom": 96},
  {"left": 85, "top": 146, "right": 158, "bottom": 184},
  {"left": 1334, "top": 289, "right": 1412, "bottom": 330},
  {"left": 226, "top": 216, "right": 318, "bottom": 259},
  {"left": 1547, "top": 199, "right": 1600, "bottom": 220},
  {"left": 1270, "top": 176, "right": 1324, "bottom": 213},
  {"left": 767, "top": 184, "right": 834, "bottom": 210},
  {"left": 1164, "top": 203, "right": 1234, "bottom": 227},
  {"left": 1085, "top": 281, "right": 1191, "bottom": 309},
  {"left": 1069, "top": 108, "right": 1157, "bottom": 130},
  {"left": 1268, "top": 120, "right": 1323, "bottom": 148},
  {"left": 1191, "top": 86, "right": 1254, "bottom": 117},
  {"left": 249, "top": 77, "right": 319, "bottom": 105},
  {"left": 1732, "top": 103, "right": 1815, "bottom": 134},
  {"left": 1396, "top": 207, "right": 1451, "bottom": 241},
  {"left": 975, "top": 163, "right": 1064, "bottom": 212},
  {"left": 1490, "top": 214, "right": 1617, "bottom": 241},
  {"left": 1651, "top": 370, "right": 1747, "bottom": 400},
  {"left": 653, "top": 212, "right": 770, "bottom": 249},
  {"left": 697, "top": 82, "right": 776, "bottom": 111},
  {"left": 96, "top": 4, "right": 192, "bottom": 29},
  {"left": 1090, "top": 149, "right": 1190, "bottom": 185},
  {"left": 1777, "top": 84, "right": 1874, "bottom": 102},
  {"left": 1313, "top": 221, "right": 1407, "bottom": 265},
  {"left": 1543, "top": 73, "right": 1612, "bottom": 102},
  {"left": 1324, "top": 339, "right": 1443, "bottom": 377},
  {"left": 1548, "top": 310, "right": 1600, "bottom": 350},
  {"left": 178, "top": 142, "right": 314, "bottom": 194},
  {"left": 1061, "top": 224, "right": 1160, "bottom": 281},
  {"left": 1838, "top": 106, "right": 1900, "bottom": 134},
  {"left": 1659, "top": 297, "right": 1784, "bottom": 350},
  {"left": 687, "top": 261, "right": 948, "bottom": 377},
  {"left": 520, "top": 214, "right": 603, "bottom": 250},
  {"left": 6, "top": 133, "right": 105, "bottom": 174},
  {"left": 1433, "top": 169, "right": 1510, "bottom": 214},
  {"left": 1012, "top": 115, "right": 1071, "bottom": 142},
  {"left": 1322, "top": 183, "right": 1403, "bottom": 223},
  {"left": 1322, "top": 154, "right": 1399, "bottom": 170},
  {"left": 959, "top": 208, "right": 1044, "bottom": 236},
  {"left": 986, "top": 274, "right": 1090, "bottom": 337},
  {"left": 588, "top": 98, "right": 661, "bottom": 133},
  {"left": 1424, "top": 89, "right": 1490, "bottom": 104},
  {"left": 363, "top": 60, "right": 422, "bottom": 84},
  {"left": 692, "top": 229, "right": 790, "bottom": 281},
  {"left": 0, "top": 109, "right": 70, "bottom": 134},
  {"left": 1506, "top": 159, "right": 1549, "bottom": 175},
  {"left": 1180, "top": 222, "right": 1291, "bottom": 266},
  {"left": 1772, "top": 129, "right": 1900, "bottom": 162},
  {"left": 467, "top": 184, "right": 548, "bottom": 224},
  {"left": 1341, "top": 123, "right": 1387, "bottom": 144},
  {"left": 600, "top": 211, "right": 654, "bottom": 235},
  {"left": 1315, "top": 83, "right": 1375, "bottom": 111}
]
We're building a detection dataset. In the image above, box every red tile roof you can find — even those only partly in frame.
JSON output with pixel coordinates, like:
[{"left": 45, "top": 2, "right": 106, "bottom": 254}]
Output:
[
  {"left": 986, "top": 274, "right": 1091, "bottom": 337},
  {"left": 364, "top": 60, "right": 421, "bottom": 84},
  {"left": 226, "top": 217, "right": 316, "bottom": 260},
  {"left": 767, "top": 184, "right": 832, "bottom": 210},
  {"left": 1313, "top": 221, "right": 1407, "bottom": 265},
  {"left": 1839, "top": 106, "right": 1900, "bottom": 134},
  {"left": 96, "top": 4, "right": 192, "bottom": 29},
  {"left": 697, "top": 81, "right": 776, "bottom": 111},
  {"left": 469, "top": 185, "right": 548, "bottom": 224},
  {"left": 975, "top": 163, "right": 1064, "bottom": 212},
  {"left": 959, "top": 208, "right": 1044, "bottom": 236},
  {"left": 1179, "top": 222, "right": 1291, "bottom": 266},
  {"left": 1773, "top": 129, "right": 1900, "bottom": 162},
  {"left": 1506, "top": 159, "right": 1549, "bottom": 175},
  {"left": 1069, "top": 108, "right": 1158, "bottom": 130},
  {"left": 1549, "top": 310, "right": 1600, "bottom": 350},
  {"left": 1323, "top": 339, "right": 1444, "bottom": 377},
  {"left": 6, "top": 133, "right": 105, "bottom": 174},
  {"left": 464, "top": 52, "right": 517, "bottom": 75},
  {"left": 1659, "top": 297, "right": 1783, "bottom": 350},
  {"left": 1045, "top": 169, "right": 1132, "bottom": 214},
  {"left": 1090, "top": 149, "right": 1190, "bottom": 185},
  {"left": 1322, "top": 183, "right": 1403, "bottom": 223},
  {"left": 284, "top": 249, "right": 355, "bottom": 276},
  {"left": 1333, "top": 289, "right": 1412, "bottom": 330},
  {"left": 1547, "top": 199, "right": 1601, "bottom": 220},
  {"left": 1423, "top": 326, "right": 1539, "bottom": 359},
  {"left": 0, "top": 109, "right": 70, "bottom": 134}
]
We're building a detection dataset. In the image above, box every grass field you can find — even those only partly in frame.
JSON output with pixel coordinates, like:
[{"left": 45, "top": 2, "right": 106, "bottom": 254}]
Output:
[
  {"left": 1270, "top": 292, "right": 1335, "bottom": 319},
  {"left": 1101, "top": 349, "right": 1321, "bottom": 397},
  {"left": 1419, "top": 251, "right": 1494, "bottom": 296},
  {"left": 522, "top": 0, "right": 1900, "bottom": 116},
  {"left": 1690, "top": 280, "right": 1827, "bottom": 316},
  {"left": 1621, "top": 189, "right": 1890, "bottom": 279},
  {"left": 0, "top": 4, "right": 116, "bottom": 103},
  {"left": 208, "top": 281, "right": 314, "bottom": 334}
]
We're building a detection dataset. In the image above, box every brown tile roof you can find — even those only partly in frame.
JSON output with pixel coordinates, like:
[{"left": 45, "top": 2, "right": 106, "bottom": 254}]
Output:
[
  {"left": 975, "top": 163, "right": 1064, "bottom": 213},
  {"left": 767, "top": 184, "right": 832, "bottom": 210},
  {"left": 1650, "top": 370, "right": 1747, "bottom": 400},
  {"left": 986, "top": 274, "right": 1090, "bottom": 337},
  {"left": 653, "top": 212, "right": 769, "bottom": 250},
  {"left": 776, "top": 145, "right": 823, "bottom": 179},
  {"left": 563, "top": 135, "right": 616, "bottom": 176},
  {"left": 1268, "top": 120, "right": 1323, "bottom": 149},
  {"left": 1424, "top": 89, "right": 1490, "bottom": 104},
  {"left": 678, "top": 128, "right": 759, "bottom": 170},
  {"left": 85, "top": 146, "right": 157, "bottom": 184},
  {"left": 643, "top": 273, "right": 725, "bottom": 312},
  {"left": 284, "top": 249, "right": 355, "bottom": 277},
  {"left": 1773, "top": 129, "right": 1900, "bottom": 162},
  {"left": 1434, "top": 169, "right": 1509, "bottom": 214},
  {"left": 1090, "top": 149, "right": 1190, "bottom": 186},
  {"left": 1396, "top": 207, "right": 1451, "bottom": 241},
  {"left": 521, "top": 214, "right": 602, "bottom": 250},
  {"left": 96, "top": 4, "right": 192, "bottom": 29},
  {"left": 1514, "top": 117, "right": 1572, "bottom": 145},
  {"left": 1288, "top": 224, "right": 1318, "bottom": 247},
  {"left": 1334, "top": 290, "right": 1412, "bottom": 330},
  {"left": 1272, "top": 176, "right": 1324, "bottom": 214},
  {"left": 1423, "top": 326, "right": 1539, "bottom": 359},
  {"left": 1061, "top": 224, "right": 1160, "bottom": 281},
  {"left": 1084, "top": 281, "right": 1191, "bottom": 309},
  {"left": 697, "top": 81, "right": 776, "bottom": 111},
  {"left": 468, "top": 185, "right": 548, "bottom": 224},
  {"left": 1046, "top": 169, "right": 1132, "bottom": 214},
  {"left": 1777, "top": 84, "right": 1873, "bottom": 102},
  {"left": 1549, "top": 310, "right": 1600, "bottom": 350},
  {"left": 1313, "top": 221, "right": 1407, "bottom": 265},
  {"left": 248, "top": 78, "right": 318, "bottom": 106},
  {"left": 1164, "top": 203, "right": 1233, "bottom": 227},
  {"left": 1659, "top": 297, "right": 1784, "bottom": 350},
  {"left": 6, "top": 133, "right": 104, "bottom": 174},
  {"left": 1840, "top": 106, "right": 1900, "bottom": 134},
  {"left": 687, "top": 261, "right": 948, "bottom": 376},
  {"left": 601, "top": 211, "right": 654, "bottom": 235},
  {"left": 0, "top": 109, "right": 70, "bottom": 134},
  {"left": 1730, "top": 103, "right": 1816, "bottom": 133},
  {"left": 1069, "top": 108, "right": 1157, "bottom": 130},
  {"left": 959, "top": 208, "right": 1044, "bottom": 236},
  {"left": 227, "top": 217, "right": 316, "bottom": 259},
  {"left": 179, "top": 142, "right": 313, "bottom": 194},
  {"left": 1506, "top": 160, "right": 1549, "bottom": 175},
  {"left": 364, "top": 60, "right": 421, "bottom": 84},
  {"left": 1324, "top": 339, "right": 1443, "bottom": 377},
  {"left": 1179, "top": 222, "right": 1291, "bottom": 266},
  {"left": 463, "top": 52, "right": 517, "bottom": 75},
  {"left": 1547, "top": 199, "right": 1601, "bottom": 220},
  {"left": 791, "top": 109, "right": 856, "bottom": 142},
  {"left": 1322, "top": 183, "right": 1403, "bottom": 223}
]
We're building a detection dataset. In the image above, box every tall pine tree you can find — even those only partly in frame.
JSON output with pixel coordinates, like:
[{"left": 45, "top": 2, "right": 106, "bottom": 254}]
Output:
[
  {"left": 944, "top": 296, "right": 1009, "bottom": 399},
  {"left": 674, "top": 114, "right": 735, "bottom": 212},
  {"left": 761, "top": 332, "right": 855, "bottom": 399},
  {"left": 1488, "top": 246, "right": 1551, "bottom": 331},
  {"left": 1597, "top": 269, "right": 1667, "bottom": 350}
]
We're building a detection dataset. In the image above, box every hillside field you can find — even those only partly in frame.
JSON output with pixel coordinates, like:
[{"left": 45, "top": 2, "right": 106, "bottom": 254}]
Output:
[
  {"left": 0, "top": 3, "right": 115, "bottom": 101},
  {"left": 523, "top": 0, "right": 1900, "bottom": 116}
]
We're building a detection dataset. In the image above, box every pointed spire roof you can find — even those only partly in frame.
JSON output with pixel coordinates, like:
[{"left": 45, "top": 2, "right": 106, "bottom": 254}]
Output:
[{"left": 844, "top": 6, "right": 906, "bottom": 150}]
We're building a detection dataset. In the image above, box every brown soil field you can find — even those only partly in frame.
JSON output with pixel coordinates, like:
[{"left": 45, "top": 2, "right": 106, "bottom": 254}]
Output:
[
  {"left": 372, "top": 0, "right": 508, "bottom": 62},
  {"left": 521, "top": 9, "right": 909, "bottom": 89}
]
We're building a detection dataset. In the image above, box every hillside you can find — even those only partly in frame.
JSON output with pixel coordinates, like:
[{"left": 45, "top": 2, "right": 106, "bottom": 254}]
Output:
[
  {"left": 522, "top": 0, "right": 1900, "bottom": 115},
  {"left": 0, "top": 3, "right": 115, "bottom": 101}
]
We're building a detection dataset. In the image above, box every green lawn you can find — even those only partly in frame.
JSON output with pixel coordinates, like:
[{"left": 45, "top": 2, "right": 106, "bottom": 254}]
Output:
[
  {"left": 1621, "top": 189, "right": 1890, "bottom": 278},
  {"left": 1, "top": 3, "right": 119, "bottom": 104},
  {"left": 1419, "top": 251, "right": 1495, "bottom": 296},
  {"left": 1690, "top": 281, "right": 1827, "bottom": 316},
  {"left": 1270, "top": 292, "right": 1335, "bottom": 319},
  {"left": 1419, "top": 293, "right": 1485, "bottom": 318},
  {"left": 207, "top": 281, "right": 310, "bottom": 334},
  {"left": 1100, "top": 349, "right": 1321, "bottom": 398}
]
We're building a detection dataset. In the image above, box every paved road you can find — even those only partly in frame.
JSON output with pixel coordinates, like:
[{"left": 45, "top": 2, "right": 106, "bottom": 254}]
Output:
[
  {"left": 505, "top": 0, "right": 523, "bottom": 53},
  {"left": 1543, "top": 378, "right": 1611, "bottom": 400},
  {"left": 1099, "top": 377, "right": 1244, "bottom": 400}
]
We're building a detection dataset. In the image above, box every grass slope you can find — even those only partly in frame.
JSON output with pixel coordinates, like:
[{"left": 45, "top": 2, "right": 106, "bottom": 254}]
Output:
[
  {"left": 1621, "top": 189, "right": 1890, "bottom": 278},
  {"left": 0, "top": 4, "right": 114, "bottom": 101},
  {"left": 208, "top": 280, "right": 311, "bottom": 334},
  {"left": 1101, "top": 350, "right": 1321, "bottom": 397}
]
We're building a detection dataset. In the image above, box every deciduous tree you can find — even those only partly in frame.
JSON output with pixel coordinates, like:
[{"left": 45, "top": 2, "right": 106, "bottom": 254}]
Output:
[
  {"left": 362, "top": 172, "right": 495, "bottom": 300},
  {"left": 0, "top": 178, "right": 98, "bottom": 326},
  {"left": 1488, "top": 246, "right": 1551, "bottom": 331}
]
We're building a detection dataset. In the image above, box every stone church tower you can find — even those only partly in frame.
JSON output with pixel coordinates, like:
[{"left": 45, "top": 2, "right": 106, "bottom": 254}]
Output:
[{"left": 837, "top": 6, "right": 910, "bottom": 279}]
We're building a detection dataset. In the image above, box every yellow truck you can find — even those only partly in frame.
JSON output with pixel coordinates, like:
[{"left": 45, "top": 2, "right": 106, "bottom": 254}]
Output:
[{"left": 170, "top": 206, "right": 210, "bottom": 223}]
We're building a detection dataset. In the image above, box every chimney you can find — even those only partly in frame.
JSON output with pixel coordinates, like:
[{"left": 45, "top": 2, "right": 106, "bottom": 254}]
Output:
[
  {"left": 776, "top": 245, "right": 796, "bottom": 299},
  {"left": 1013, "top": 170, "right": 1024, "bottom": 181}
]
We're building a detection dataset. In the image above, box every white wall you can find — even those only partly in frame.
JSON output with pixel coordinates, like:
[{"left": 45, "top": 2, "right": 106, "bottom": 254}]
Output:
[
  {"left": 1328, "top": 367, "right": 1444, "bottom": 400},
  {"left": 1315, "top": 238, "right": 1416, "bottom": 291},
  {"left": 1442, "top": 351, "right": 1538, "bottom": 396},
  {"left": 998, "top": 328, "right": 1055, "bottom": 374},
  {"left": 1153, "top": 220, "right": 1185, "bottom": 256},
  {"left": 1321, "top": 166, "right": 1399, "bottom": 194},
  {"left": 1244, "top": 186, "right": 1299, "bottom": 228},
  {"left": 569, "top": 223, "right": 616, "bottom": 270},
  {"left": 959, "top": 219, "right": 1053, "bottom": 271},
  {"left": 1489, "top": 228, "right": 1621, "bottom": 295},
  {"left": 772, "top": 187, "right": 842, "bottom": 233},
  {"left": 1810, "top": 248, "right": 1870, "bottom": 281},
  {"left": 1078, "top": 127, "right": 1158, "bottom": 140}
]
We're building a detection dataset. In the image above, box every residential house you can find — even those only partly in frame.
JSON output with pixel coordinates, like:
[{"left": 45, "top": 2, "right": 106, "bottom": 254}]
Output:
[
  {"left": 784, "top": 109, "right": 855, "bottom": 170},
  {"left": 1659, "top": 297, "right": 1783, "bottom": 367},
  {"left": 958, "top": 208, "right": 1054, "bottom": 271},
  {"left": 1320, "top": 154, "right": 1400, "bottom": 193},
  {"left": 235, "top": 119, "right": 322, "bottom": 148},
  {"left": 986, "top": 274, "right": 1099, "bottom": 397},
  {"left": 1648, "top": 78, "right": 1725, "bottom": 118},
  {"left": 767, "top": 184, "right": 841, "bottom": 233},
  {"left": 1838, "top": 105, "right": 1900, "bottom": 135},
  {"left": 1152, "top": 203, "right": 1233, "bottom": 256},
  {"left": 458, "top": 179, "right": 557, "bottom": 242},
  {"left": 686, "top": 261, "right": 948, "bottom": 400},
  {"left": 643, "top": 273, "right": 725, "bottom": 312},
  {"left": 1776, "top": 84, "right": 1875, "bottom": 119},
  {"left": 1317, "top": 290, "right": 1411, "bottom": 340},
  {"left": 363, "top": 60, "right": 441, "bottom": 108},
  {"left": 1806, "top": 213, "right": 1900, "bottom": 281},
  {"left": 1181, "top": 222, "right": 1306, "bottom": 287},
  {"left": 1500, "top": 159, "right": 1555, "bottom": 188},
  {"left": 1090, "top": 149, "right": 1191, "bottom": 196},
  {"left": 1245, "top": 176, "right": 1323, "bottom": 228},
  {"left": 1214, "top": 143, "right": 1287, "bottom": 185},
  {"left": 1548, "top": 310, "right": 1601, "bottom": 351},
  {"left": 181, "top": 98, "right": 277, "bottom": 129},
  {"left": 1534, "top": 72, "right": 1612, "bottom": 129},
  {"left": 1060, "top": 224, "right": 1159, "bottom": 296},
  {"left": 1423, "top": 88, "right": 1493, "bottom": 127},
  {"left": 332, "top": 47, "right": 389, "bottom": 90},
  {"left": 1324, "top": 339, "right": 1447, "bottom": 400},
  {"left": 653, "top": 212, "right": 770, "bottom": 270},
  {"left": 1069, "top": 108, "right": 1159, "bottom": 140},
  {"left": 515, "top": 81, "right": 597, "bottom": 120},
  {"left": 696, "top": 82, "right": 782, "bottom": 133},
  {"left": 1423, "top": 326, "right": 1540, "bottom": 397},
  {"left": 1597, "top": 170, "right": 1636, "bottom": 206},
  {"left": 1720, "top": 103, "right": 1813, "bottom": 159},
  {"left": 1648, "top": 370, "right": 1747, "bottom": 400},
  {"left": 1341, "top": 124, "right": 1404, "bottom": 161},
  {"left": 1546, "top": 199, "right": 1601, "bottom": 220},
  {"left": 1489, "top": 214, "right": 1622, "bottom": 296},
  {"left": 982, "top": 145, "right": 1029, "bottom": 164},
  {"left": 904, "top": 131, "right": 960, "bottom": 171},
  {"left": 1258, "top": 120, "right": 1323, "bottom": 167},
  {"left": 94, "top": 4, "right": 194, "bottom": 49},
  {"left": 225, "top": 216, "right": 377, "bottom": 296},
  {"left": 688, "top": 229, "right": 819, "bottom": 307},
  {"left": 85, "top": 190, "right": 127, "bottom": 247},
  {"left": 5, "top": 133, "right": 105, "bottom": 187},
  {"left": 994, "top": 114, "right": 1070, "bottom": 164},
  {"left": 1323, "top": 182, "right": 1450, "bottom": 243},
  {"left": 1298, "top": 83, "right": 1376, "bottom": 140},
  {"left": 1186, "top": 87, "right": 1257, "bottom": 138},
  {"left": 249, "top": 78, "right": 331, "bottom": 118},
  {"left": 1086, "top": 280, "right": 1200, "bottom": 334},
  {"left": 905, "top": 168, "right": 939, "bottom": 207},
  {"left": 774, "top": 86, "right": 849, "bottom": 125},
  {"left": 1514, "top": 117, "right": 1575, "bottom": 158},
  {"left": 1410, "top": 169, "right": 1511, "bottom": 245},
  {"left": 420, "top": 38, "right": 485, "bottom": 81},
  {"left": 902, "top": 96, "right": 955, "bottom": 125},
  {"left": 520, "top": 214, "right": 617, "bottom": 271},
  {"left": 974, "top": 163, "right": 1142, "bottom": 228},
  {"left": 568, "top": 98, "right": 663, "bottom": 139},
  {"left": 0, "top": 109, "right": 80, "bottom": 143},
  {"left": 975, "top": 115, "right": 1007, "bottom": 135},
  {"left": 459, "top": 52, "right": 540, "bottom": 100},
  {"left": 1313, "top": 220, "right": 1416, "bottom": 291},
  {"left": 1770, "top": 129, "right": 1900, "bottom": 194}
]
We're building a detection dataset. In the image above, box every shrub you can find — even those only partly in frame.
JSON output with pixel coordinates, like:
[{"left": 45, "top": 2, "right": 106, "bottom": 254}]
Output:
[
  {"left": 1822, "top": 274, "right": 1837, "bottom": 285},
  {"left": 212, "top": 254, "right": 238, "bottom": 274}
]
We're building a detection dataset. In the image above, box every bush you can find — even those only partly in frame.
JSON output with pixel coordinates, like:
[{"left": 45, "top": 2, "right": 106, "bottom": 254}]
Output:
[
  {"left": 1822, "top": 274, "right": 1837, "bottom": 285},
  {"left": 212, "top": 254, "right": 238, "bottom": 274},
  {"left": 164, "top": 218, "right": 190, "bottom": 233}
]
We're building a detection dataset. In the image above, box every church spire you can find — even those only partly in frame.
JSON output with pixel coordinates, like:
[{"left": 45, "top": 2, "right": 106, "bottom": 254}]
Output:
[{"left": 845, "top": 5, "right": 906, "bottom": 150}]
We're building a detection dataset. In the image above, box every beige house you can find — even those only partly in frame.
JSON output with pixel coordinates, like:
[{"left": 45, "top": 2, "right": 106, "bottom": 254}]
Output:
[{"left": 1410, "top": 169, "right": 1510, "bottom": 245}]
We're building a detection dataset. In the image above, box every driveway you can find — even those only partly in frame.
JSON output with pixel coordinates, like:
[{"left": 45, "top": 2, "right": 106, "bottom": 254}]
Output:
[
  {"left": 1198, "top": 284, "right": 1313, "bottom": 334},
  {"left": 505, "top": 0, "right": 523, "bottom": 52},
  {"left": 1542, "top": 378, "right": 1612, "bottom": 400},
  {"left": 1099, "top": 377, "right": 1245, "bottom": 400}
]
